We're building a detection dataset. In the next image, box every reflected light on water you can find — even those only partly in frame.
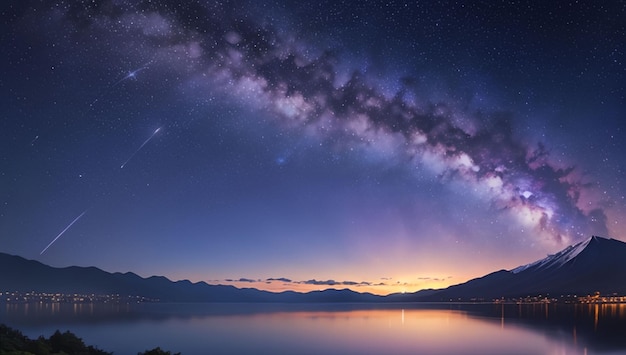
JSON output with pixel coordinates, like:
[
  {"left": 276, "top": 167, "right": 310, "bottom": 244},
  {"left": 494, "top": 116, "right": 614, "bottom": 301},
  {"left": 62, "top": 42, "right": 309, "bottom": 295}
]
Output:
[
  {"left": 3, "top": 303, "right": 626, "bottom": 354},
  {"left": 179, "top": 308, "right": 564, "bottom": 355},
  {"left": 595, "top": 304, "right": 599, "bottom": 331}
]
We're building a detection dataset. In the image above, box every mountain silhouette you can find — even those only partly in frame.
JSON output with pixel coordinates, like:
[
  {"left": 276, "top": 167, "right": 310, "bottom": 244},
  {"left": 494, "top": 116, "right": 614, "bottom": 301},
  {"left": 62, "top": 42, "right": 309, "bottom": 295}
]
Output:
[
  {"left": 0, "top": 253, "right": 380, "bottom": 302},
  {"left": 2, "top": 236, "right": 624, "bottom": 302},
  {"left": 398, "top": 236, "right": 626, "bottom": 301}
]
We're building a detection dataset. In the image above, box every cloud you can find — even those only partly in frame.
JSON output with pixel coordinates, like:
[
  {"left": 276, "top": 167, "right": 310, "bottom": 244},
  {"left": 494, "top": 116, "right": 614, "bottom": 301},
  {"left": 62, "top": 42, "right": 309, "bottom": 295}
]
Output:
[
  {"left": 302, "top": 279, "right": 338, "bottom": 286},
  {"left": 224, "top": 278, "right": 257, "bottom": 283},
  {"left": 300, "top": 279, "right": 372, "bottom": 287},
  {"left": 417, "top": 277, "right": 447, "bottom": 282},
  {"left": 267, "top": 277, "right": 292, "bottom": 283},
  {"left": 236, "top": 278, "right": 257, "bottom": 283},
  {"left": 225, "top": 277, "right": 378, "bottom": 287}
]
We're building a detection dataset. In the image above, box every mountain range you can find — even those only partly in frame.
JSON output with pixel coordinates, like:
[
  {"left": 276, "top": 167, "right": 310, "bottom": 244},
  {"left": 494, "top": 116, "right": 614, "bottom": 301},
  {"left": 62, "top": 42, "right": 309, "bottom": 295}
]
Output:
[
  {"left": 1, "top": 235, "right": 624, "bottom": 302},
  {"left": 409, "top": 235, "right": 626, "bottom": 301}
]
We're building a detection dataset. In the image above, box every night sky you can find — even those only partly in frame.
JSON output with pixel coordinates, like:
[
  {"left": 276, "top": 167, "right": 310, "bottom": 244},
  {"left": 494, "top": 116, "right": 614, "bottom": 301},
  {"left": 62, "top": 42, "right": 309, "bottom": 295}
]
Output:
[{"left": 1, "top": 1, "right": 624, "bottom": 295}]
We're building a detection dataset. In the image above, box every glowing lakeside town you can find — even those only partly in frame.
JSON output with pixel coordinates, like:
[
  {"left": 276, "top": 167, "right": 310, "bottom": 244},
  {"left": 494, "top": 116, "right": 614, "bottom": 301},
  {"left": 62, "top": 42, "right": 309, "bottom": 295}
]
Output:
[
  {"left": 2, "top": 290, "right": 626, "bottom": 305},
  {"left": 1, "top": 291, "right": 158, "bottom": 304}
]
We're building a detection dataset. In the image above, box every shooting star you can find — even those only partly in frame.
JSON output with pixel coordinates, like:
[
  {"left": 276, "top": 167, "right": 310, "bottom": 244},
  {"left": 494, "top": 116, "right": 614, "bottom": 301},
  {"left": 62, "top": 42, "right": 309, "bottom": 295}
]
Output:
[
  {"left": 90, "top": 63, "right": 150, "bottom": 107},
  {"left": 30, "top": 135, "right": 40, "bottom": 146},
  {"left": 111, "top": 66, "right": 148, "bottom": 88},
  {"left": 40, "top": 210, "right": 87, "bottom": 255},
  {"left": 120, "top": 127, "right": 162, "bottom": 169}
]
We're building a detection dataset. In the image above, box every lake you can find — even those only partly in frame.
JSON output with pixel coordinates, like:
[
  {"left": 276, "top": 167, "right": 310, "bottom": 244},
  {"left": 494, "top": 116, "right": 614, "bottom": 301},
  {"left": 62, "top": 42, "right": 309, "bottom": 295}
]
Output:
[{"left": 2, "top": 302, "right": 626, "bottom": 354}]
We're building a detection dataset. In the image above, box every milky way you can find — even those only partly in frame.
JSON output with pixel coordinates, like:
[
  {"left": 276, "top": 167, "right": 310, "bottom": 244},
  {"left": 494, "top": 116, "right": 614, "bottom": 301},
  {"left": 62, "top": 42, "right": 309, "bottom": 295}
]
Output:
[
  {"left": 2, "top": 0, "right": 624, "bottom": 293},
  {"left": 75, "top": 0, "right": 610, "bottom": 244}
]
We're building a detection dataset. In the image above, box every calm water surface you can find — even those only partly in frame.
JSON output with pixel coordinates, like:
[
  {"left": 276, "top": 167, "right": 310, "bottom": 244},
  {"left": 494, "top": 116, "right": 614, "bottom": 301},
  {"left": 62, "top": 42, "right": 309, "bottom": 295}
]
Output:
[{"left": 2, "top": 302, "right": 626, "bottom": 354}]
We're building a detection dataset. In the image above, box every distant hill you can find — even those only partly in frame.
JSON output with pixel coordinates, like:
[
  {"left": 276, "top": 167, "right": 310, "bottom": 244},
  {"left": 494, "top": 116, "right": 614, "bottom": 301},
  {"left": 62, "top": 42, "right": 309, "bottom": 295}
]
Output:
[
  {"left": 394, "top": 236, "right": 626, "bottom": 301},
  {"left": 0, "top": 253, "right": 381, "bottom": 302},
  {"left": 2, "top": 235, "right": 624, "bottom": 302}
]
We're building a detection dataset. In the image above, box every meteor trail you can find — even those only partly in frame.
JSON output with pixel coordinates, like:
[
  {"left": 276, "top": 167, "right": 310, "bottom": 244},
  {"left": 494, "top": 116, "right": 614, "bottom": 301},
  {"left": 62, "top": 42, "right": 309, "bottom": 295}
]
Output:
[
  {"left": 120, "top": 127, "right": 162, "bottom": 169},
  {"left": 40, "top": 210, "right": 87, "bottom": 255},
  {"left": 111, "top": 66, "right": 148, "bottom": 88},
  {"left": 90, "top": 64, "right": 150, "bottom": 107}
]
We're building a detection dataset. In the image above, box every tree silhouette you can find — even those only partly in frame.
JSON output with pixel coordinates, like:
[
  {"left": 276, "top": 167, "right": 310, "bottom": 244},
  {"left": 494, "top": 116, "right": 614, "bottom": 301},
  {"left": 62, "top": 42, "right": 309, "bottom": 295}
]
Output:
[
  {"left": 138, "top": 346, "right": 181, "bottom": 355},
  {"left": 1, "top": 324, "right": 179, "bottom": 355},
  {"left": 1, "top": 324, "right": 111, "bottom": 355}
]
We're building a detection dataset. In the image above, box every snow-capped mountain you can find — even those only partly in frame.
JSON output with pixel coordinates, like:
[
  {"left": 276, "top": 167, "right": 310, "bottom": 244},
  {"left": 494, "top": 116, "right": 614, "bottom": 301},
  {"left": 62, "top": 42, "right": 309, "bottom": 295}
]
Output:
[
  {"left": 408, "top": 236, "right": 626, "bottom": 301},
  {"left": 511, "top": 236, "right": 604, "bottom": 274}
]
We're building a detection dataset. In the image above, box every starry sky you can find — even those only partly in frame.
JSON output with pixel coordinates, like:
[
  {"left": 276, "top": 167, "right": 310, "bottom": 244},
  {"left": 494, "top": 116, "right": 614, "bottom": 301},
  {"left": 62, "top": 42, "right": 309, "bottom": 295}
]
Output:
[{"left": 1, "top": 0, "right": 625, "bottom": 295}]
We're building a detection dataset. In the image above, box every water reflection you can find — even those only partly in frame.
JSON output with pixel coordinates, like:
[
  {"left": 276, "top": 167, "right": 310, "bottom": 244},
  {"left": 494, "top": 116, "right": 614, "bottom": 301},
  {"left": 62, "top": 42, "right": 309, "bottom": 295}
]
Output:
[
  {"left": 466, "top": 303, "right": 626, "bottom": 353},
  {"left": 2, "top": 303, "right": 626, "bottom": 354}
]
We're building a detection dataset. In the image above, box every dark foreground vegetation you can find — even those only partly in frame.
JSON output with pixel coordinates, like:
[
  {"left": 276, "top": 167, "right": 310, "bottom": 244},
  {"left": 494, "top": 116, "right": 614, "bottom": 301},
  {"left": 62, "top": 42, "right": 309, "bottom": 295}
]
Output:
[{"left": 0, "top": 324, "right": 179, "bottom": 355}]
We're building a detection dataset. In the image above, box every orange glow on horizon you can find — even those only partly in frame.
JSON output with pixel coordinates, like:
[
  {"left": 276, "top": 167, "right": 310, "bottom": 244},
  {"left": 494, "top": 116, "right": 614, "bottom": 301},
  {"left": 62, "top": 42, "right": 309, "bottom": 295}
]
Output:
[
  {"left": 213, "top": 277, "right": 460, "bottom": 296},
  {"left": 162, "top": 246, "right": 518, "bottom": 297}
]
